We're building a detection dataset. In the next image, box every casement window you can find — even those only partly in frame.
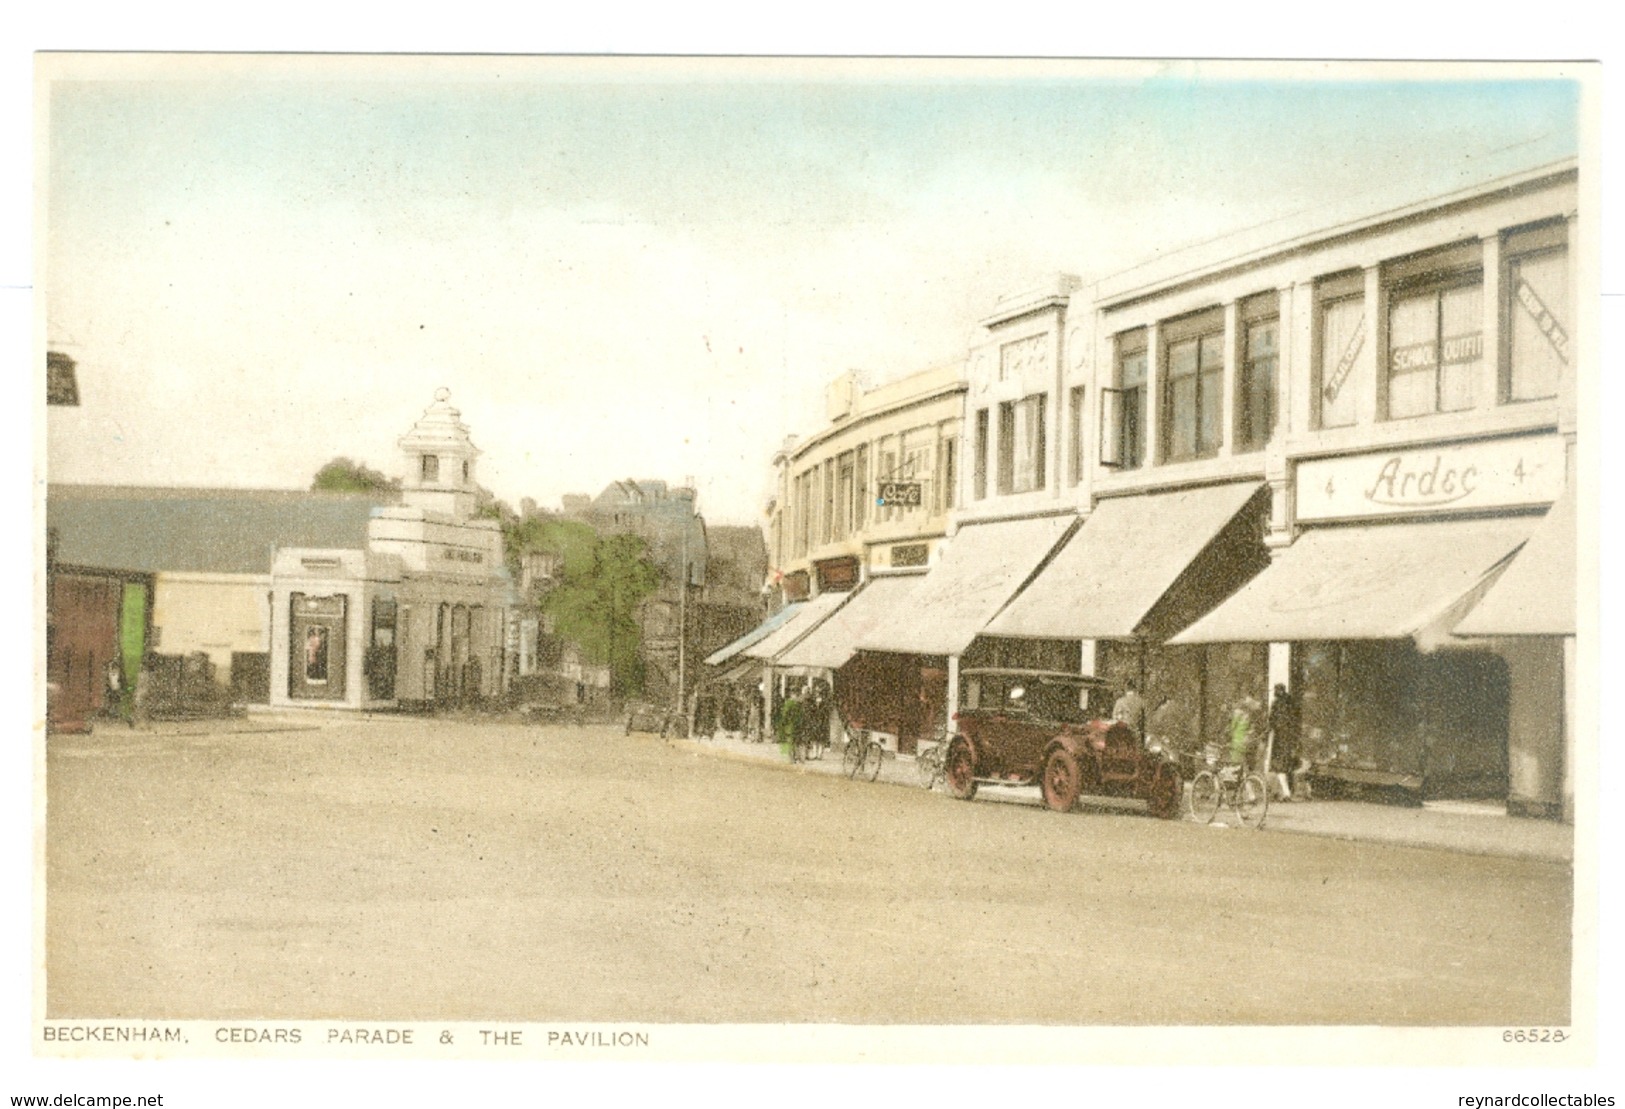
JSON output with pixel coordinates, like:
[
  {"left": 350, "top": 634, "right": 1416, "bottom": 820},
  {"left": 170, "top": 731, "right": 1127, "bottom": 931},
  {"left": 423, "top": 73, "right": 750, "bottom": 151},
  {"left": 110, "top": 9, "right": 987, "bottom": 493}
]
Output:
[
  {"left": 997, "top": 393, "right": 1047, "bottom": 495},
  {"left": 1503, "top": 221, "right": 1569, "bottom": 403},
  {"left": 902, "top": 427, "right": 933, "bottom": 515},
  {"left": 1236, "top": 293, "right": 1279, "bottom": 452},
  {"left": 973, "top": 408, "right": 989, "bottom": 500},
  {"left": 821, "top": 459, "right": 836, "bottom": 543},
  {"left": 854, "top": 445, "right": 869, "bottom": 529},
  {"left": 1315, "top": 272, "right": 1366, "bottom": 429},
  {"left": 1384, "top": 242, "right": 1484, "bottom": 420},
  {"left": 1068, "top": 385, "right": 1087, "bottom": 485},
  {"left": 1102, "top": 329, "right": 1147, "bottom": 469},
  {"left": 1161, "top": 310, "right": 1225, "bottom": 461},
  {"left": 834, "top": 453, "right": 854, "bottom": 541},
  {"left": 937, "top": 427, "right": 957, "bottom": 512}
]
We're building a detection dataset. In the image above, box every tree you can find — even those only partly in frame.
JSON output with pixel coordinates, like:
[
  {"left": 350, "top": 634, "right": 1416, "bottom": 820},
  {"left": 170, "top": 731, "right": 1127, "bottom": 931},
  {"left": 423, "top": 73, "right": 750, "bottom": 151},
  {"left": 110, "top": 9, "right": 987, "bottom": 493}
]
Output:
[
  {"left": 311, "top": 457, "right": 400, "bottom": 494},
  {"left": 504, "top": 511, "right": 659, "bottom": 697}
]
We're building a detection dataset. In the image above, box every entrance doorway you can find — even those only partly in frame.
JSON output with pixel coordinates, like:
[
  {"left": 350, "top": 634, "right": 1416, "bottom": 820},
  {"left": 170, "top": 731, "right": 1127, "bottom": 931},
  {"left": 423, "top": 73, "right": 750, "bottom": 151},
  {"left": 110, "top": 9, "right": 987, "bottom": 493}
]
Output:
[{"left": 289, "top": 593, "right": 347, "bottom": 701}]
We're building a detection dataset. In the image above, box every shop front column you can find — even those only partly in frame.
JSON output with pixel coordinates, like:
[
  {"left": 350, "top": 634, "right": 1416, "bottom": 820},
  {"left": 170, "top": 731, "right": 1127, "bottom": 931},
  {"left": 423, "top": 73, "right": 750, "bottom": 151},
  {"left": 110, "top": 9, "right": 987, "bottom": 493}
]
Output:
[
  {"left": 1079, "top": 639, "right": 1098, "bottom": 678},
  {"left": 1268, "top": 641, "right": 1292, "bottom": 693},
  {"left": 945, "top": 654, "right": 960, "bottom": 738}
]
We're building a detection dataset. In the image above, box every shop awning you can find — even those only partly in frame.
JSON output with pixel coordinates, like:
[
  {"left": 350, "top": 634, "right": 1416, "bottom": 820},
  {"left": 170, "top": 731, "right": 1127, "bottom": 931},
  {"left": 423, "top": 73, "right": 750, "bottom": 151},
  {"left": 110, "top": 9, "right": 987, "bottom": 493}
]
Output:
[
  {"left": 1453, "top": 492, "right": 1576, "bottom": 638},
  {"left": 858, "top": 514, "right": 1077, "bottom": 656},
  {"left": 703, "top": 602, "right": 805, "bottom": 667},
  {"left": 1169, "top": 515, "right": 1535, "bottom": 645},
  {"left": 985, "top": 481, "right": 1266, "bottom": 640},
  {"left": 711, "top": 658, "right": 762, "bottom": 686},
  {"left": 775, "top": 574, "right": 925, "bottom": 670},
  {"left": 742, "top": 589, "right": 853, "bottom": 661}
]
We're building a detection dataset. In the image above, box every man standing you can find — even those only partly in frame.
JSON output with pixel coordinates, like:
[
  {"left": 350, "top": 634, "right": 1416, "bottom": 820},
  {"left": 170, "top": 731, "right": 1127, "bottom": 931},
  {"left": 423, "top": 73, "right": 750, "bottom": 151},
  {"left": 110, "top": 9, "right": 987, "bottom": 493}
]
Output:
[
  {"left": 1112, "top": 680, "right": 1147, "bottom": 739},
  {"left": 1268, "top": 683, "right": 1302, "bottom": 801}
]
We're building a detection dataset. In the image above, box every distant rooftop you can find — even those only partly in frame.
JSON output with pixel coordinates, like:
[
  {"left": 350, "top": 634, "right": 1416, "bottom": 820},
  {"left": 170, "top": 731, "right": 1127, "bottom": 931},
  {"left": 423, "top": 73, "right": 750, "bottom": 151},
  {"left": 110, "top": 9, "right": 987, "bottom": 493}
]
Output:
[{"left": 47, "top": 485, "right": 398, "bottom": 576}]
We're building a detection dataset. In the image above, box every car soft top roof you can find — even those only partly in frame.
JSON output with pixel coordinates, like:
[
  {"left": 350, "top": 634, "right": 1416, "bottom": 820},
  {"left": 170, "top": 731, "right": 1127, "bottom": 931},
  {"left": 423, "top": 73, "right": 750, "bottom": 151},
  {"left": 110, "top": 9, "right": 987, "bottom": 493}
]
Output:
[{"left": 959, "top": 668, "right": 1118, "bottom": 687}]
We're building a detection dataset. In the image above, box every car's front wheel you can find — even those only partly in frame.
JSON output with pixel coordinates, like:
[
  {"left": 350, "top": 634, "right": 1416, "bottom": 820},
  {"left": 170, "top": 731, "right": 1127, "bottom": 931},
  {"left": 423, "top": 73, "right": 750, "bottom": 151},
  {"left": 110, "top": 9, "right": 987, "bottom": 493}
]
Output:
[
  {"left": 944, "top": 737, "right": 978, "bottom": 800},
  {"left": 1040, "top": 748, "right": 1082, "bottom": 813}
]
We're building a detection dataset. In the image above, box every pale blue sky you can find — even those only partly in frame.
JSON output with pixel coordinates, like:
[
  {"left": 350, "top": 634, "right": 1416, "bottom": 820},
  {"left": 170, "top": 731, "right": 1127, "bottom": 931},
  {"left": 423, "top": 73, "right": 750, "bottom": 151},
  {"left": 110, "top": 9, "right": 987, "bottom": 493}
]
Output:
[{"left": 43, "top": 60, "right": 1581, "bottom": 524}]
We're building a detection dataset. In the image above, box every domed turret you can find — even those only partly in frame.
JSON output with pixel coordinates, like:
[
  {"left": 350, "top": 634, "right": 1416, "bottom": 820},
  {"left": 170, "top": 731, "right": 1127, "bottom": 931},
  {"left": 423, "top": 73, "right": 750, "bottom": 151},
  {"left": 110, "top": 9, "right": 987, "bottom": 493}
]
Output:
[{"left": 398, "top": 387, "right": 481, "bottom": 519}]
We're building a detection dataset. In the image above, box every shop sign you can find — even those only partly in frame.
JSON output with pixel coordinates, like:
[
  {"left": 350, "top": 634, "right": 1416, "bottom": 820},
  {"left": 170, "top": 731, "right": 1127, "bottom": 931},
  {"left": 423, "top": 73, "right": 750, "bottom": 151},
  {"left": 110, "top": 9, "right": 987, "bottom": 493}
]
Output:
[
  {"left": 1295, "top": 436, "right": 1564, "bottom": 522},
  {"left": 439, "top": 547, "right": 485, "bottom": 564},
  {"left": 877, "top": 481, "right": 922, "bottom": 507}
]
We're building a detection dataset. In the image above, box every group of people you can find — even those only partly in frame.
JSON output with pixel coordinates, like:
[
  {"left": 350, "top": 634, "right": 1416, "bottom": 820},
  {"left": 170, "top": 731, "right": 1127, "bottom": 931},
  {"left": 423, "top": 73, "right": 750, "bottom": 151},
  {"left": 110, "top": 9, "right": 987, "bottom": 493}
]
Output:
[
  {"left": 1111, "top": 679, "right": 1308, "bottom": 801},
  {"left": 774, "top": 679, "right": 833, "bottom": 757}
]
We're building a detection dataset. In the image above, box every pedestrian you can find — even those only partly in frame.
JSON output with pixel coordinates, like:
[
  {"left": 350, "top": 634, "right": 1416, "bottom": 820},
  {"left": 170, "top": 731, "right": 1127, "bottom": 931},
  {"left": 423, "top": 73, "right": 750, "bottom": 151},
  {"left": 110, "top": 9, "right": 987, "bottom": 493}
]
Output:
[
  {"left": 1228, "top": 696, "right": 1259, "bottom": 771},
  {"left": 1112, "top": 680, "right": 1147, "bottom": 739},
  {"left": 775, "top": 684, "right": 804, "bottom": 759},
  {"left": 1268, "top": 683, "right": 1303, "bottom": 801}
]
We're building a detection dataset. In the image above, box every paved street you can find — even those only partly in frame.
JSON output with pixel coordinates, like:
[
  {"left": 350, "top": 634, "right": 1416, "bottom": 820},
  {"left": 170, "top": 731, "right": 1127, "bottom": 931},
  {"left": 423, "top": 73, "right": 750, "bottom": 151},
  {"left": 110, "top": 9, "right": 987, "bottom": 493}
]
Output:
[{"left": 46, "top": 715, "right": 1571, "bottom": 1025}]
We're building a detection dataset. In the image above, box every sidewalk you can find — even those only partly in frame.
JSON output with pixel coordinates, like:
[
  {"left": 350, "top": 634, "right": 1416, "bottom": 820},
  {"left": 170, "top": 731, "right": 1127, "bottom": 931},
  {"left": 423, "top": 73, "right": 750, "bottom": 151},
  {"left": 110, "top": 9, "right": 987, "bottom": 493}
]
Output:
[{"left": 670, "top": 733, "right": 1573, "bottom": 865}]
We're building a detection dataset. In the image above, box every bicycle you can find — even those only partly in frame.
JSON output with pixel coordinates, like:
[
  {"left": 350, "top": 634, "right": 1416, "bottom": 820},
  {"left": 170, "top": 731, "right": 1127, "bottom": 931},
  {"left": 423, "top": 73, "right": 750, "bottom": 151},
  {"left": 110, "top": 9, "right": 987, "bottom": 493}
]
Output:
[
  {"left": 840, "top": 724, "right": 885, "bottom": 782},
  {"left": 1189, "top": 744, "right": 1270, "bottom": 828},
  {"left": 915, "top": 727, "right": 949, "bottom": 790}
]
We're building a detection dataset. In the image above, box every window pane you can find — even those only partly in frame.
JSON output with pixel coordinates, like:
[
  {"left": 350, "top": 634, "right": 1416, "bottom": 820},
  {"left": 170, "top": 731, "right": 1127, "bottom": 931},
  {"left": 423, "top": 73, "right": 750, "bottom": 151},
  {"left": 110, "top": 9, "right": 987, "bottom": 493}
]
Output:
[
  {"left": 1319, "top": 298, "right": 1364, "bottom": 428},
  {"left": 1199, "top": 333, "right": 1225, "bottom": 372},
  {"left": 1439, "top": 284, "right": 1483, "bottom": 412},
  {"left": 1240, "top": 319, "right": 1278, "bottom": 450},
  {"left": 1120, "top": 349, "right": 1147, "bottom": 388},
  {"left": 1168, "top": 338, "right": 1198, "bottom": 379},
  {"left": 1169, "top": 375, "right": 1197, "bottom": 458},
  {"left": 1199, "top": 366, "right": 1223, "bottom": 451},
  {"left": 1388, "top": 292, "right": 1439, "bottom": 418},
  {"left": 1508, "top": 250, "right": 1568, "bottom": 401}
]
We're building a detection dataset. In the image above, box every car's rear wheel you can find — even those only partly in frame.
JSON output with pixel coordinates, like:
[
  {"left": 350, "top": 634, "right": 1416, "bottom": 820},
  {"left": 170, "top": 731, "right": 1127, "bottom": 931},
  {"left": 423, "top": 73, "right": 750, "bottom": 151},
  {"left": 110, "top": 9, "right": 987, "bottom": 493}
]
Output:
[
  {"left": 944, "top": 738, "right": 977, "bottom": 800},
  {"left": 1190, "top": 771, "right": 1221, "bottom": 824},
  {"left": 1040, "top": 748, "right": 1082, "bottom": 813},
  {"left": 1237, "top": 773, "right": 1270, "bottom": 828},
  {"left": 1147, "top": 763, "right": 1182, "bottom": 820}
]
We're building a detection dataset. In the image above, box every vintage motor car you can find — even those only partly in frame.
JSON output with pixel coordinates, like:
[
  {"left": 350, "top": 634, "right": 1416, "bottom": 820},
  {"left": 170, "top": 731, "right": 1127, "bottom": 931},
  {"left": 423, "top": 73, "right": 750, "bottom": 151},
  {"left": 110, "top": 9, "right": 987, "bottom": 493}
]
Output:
[{"left": 943, "top": 668, "right": 1183, "bottom": 818}]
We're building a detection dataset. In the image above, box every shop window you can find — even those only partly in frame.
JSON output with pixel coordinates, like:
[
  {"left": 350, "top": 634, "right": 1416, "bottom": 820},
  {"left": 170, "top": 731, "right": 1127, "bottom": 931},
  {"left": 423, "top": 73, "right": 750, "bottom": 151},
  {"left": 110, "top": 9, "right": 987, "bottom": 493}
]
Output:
[
  {"left": 1315, "top": 273, "right": 1365, "bottom": 429},
  {"left": 1162, "top": 322, "right": 1224, "bottom": 461},
  {"left": 1236, "top": 294, "right": 1278, "bottom": 452},
  {"left": 1068, "top": 385, "right": 1087, "bottom": 485},
  {"left": 1503, "top": 221, "right": 1569, "bottom": 403},
  {"left": 997, "top": 393, "right": 1046, "bottom": 494},
  {"left": 973, "top": 408, "right": 989, "bottom": 500},
  {"left": 1384, "top": 242, "right": 1484, "bottom": 419},
  {"left": 1102, "top": 329, "right": 1146, "bottom": 468}
]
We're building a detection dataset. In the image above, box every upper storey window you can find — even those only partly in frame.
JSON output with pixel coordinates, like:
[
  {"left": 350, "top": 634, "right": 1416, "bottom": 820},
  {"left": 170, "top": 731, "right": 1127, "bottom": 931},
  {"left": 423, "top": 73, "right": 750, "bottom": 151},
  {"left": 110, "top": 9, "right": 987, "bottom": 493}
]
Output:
[
  {"left": 1161, "top": 310, "right": 1224, "bottom": 461},
  {"left": 1235, "top": 292, "right": 1279, "bottom": 452},
  {"left": 1384, "top": 241, "right": 1484, "bottom": 420},
  {"left": 1102, "top": 329, "right": 1147, "bottom": 469},
  {"left": 421, "top": 454, "right": 440, "bottom": 483},
  {"left": 1503, "top": 220, "right": 1569, "bottom": 403},
  {"left": 1314, "top": 271, "right": 1366, "bottom": 430},
  {"left": 997, "top": 393, "right": 1047, "bottom": 495}
]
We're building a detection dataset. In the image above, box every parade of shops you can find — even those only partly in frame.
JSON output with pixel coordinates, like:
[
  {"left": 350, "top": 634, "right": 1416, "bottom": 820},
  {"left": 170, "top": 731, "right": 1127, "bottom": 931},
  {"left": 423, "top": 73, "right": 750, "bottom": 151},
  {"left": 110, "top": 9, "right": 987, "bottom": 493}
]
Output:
[{"left": 717, "top": 156, "right": 1578, "bottom": 822}]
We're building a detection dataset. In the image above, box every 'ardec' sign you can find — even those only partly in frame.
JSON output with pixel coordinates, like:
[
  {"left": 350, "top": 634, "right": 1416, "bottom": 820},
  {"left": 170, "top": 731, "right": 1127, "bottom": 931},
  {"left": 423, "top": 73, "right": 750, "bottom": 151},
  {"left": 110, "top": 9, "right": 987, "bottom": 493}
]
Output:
[{"left": 1295, "top": 435, "right": 1564, "bottom": 522}]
